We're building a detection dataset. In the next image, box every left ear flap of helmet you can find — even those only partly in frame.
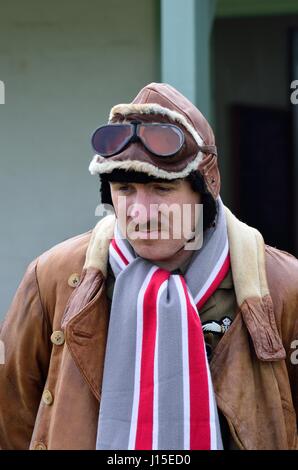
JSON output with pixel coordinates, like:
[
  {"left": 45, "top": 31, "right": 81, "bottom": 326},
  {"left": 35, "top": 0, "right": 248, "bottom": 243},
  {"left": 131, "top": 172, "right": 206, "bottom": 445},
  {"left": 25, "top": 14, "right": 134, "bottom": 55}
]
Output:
[{"left": 198, "top": 153, "right": 220, "bottom": 199}]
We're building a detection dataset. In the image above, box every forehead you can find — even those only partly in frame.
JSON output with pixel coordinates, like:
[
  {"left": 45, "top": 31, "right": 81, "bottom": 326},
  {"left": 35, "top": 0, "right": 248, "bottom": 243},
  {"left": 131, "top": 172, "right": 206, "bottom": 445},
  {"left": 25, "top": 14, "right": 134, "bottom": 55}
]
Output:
[{"left": 109, "top": 179, "right": 182, "bottom": 187}]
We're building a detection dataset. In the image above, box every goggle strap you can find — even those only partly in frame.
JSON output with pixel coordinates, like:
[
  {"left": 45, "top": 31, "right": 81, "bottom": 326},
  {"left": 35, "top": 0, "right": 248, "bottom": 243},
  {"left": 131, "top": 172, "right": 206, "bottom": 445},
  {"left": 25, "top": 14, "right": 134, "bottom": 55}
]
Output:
[{"left": 199, "top": 144, "right": 217, "bottom": 156}]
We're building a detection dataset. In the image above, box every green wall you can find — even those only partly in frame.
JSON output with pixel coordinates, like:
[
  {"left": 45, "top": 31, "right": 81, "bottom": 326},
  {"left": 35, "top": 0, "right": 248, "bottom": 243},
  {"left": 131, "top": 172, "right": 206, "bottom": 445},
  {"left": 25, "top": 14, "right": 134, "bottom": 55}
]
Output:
[{"left": 0, "top": 0, "right": 160, "bottom": 318}]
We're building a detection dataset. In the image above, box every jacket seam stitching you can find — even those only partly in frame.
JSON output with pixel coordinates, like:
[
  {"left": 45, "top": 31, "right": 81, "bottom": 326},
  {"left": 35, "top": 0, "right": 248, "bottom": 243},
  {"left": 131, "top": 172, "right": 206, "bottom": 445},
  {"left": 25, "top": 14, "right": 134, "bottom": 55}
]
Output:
[{"left": 34, "top": 258, "right": 52, "bottom": 333}]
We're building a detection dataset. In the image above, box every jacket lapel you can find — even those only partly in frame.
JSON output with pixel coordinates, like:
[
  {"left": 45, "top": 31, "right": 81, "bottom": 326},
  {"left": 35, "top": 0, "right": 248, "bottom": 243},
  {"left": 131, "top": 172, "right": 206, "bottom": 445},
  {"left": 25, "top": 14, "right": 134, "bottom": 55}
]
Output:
[
  {"left": 62, "top": 268, "right": 110, "bottom": 401},
  {"left": 61, "top": 215, "right": 115, "bottom": 401},
  {"left": 224, "top": 205, "right": 285, "bottom": 361}
]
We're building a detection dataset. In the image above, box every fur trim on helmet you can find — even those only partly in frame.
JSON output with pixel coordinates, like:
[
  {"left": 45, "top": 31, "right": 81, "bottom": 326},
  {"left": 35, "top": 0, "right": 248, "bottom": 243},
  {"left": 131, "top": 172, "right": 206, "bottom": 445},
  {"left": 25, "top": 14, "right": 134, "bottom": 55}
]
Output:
[
  {"left": 109, "top": 102, "right": 205, "bottom": 148},
  {"left": 89, "top": 151, "right": 204, "bottom": 179}
]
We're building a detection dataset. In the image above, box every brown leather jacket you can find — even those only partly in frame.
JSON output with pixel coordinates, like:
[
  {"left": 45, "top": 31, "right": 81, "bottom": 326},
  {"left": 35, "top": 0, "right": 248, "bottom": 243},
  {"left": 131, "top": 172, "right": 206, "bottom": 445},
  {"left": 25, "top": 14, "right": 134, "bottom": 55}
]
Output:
[{"left": 0, "top": 207, "right": 298, "bottom": 450}]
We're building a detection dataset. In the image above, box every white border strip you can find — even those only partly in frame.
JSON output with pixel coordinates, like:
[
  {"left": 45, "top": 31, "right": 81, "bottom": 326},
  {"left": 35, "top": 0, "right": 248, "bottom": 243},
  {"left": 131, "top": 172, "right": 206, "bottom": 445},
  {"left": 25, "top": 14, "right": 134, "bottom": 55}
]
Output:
[
  {"left": 114, "top": 224, "right": 134, "bottom": 263},
  {"left": 194, "top": 240, "right": 229, "bottom": 305},
  {"left": 109, "top": 243, "right": 127, "bottom": 270}
]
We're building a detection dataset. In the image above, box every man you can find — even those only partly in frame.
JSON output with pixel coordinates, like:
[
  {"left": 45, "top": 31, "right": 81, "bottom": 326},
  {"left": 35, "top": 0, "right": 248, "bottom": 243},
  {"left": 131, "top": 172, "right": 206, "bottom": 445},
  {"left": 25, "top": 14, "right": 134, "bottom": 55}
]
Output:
[{"left": 0, "top": 82, "right": 298, "bottom": 450}]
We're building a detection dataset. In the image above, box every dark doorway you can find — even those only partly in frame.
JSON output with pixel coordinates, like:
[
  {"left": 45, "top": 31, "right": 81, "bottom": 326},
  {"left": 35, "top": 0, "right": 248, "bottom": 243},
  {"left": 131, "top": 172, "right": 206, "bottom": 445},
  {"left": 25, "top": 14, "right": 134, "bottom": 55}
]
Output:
[
  {"left": 290, "top": 28, "right": 298, "bottom": 256},
  {"left": 231, "top": 105, "right": 294, "bottom": 252}
]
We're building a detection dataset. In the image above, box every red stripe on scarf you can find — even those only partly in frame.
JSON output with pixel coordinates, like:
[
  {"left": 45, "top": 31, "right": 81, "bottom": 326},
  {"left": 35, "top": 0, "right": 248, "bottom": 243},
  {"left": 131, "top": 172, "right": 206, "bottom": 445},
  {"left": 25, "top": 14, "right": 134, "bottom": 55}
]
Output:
[
  {"left": 196, "top": 253, "right": 230, "bottom": 311},
  {"left": 180, "top": 276, "right": 211, "bottom": 450},
  {"left": 135, "top": 269, "right": 169, "bottom": 450},
  {"left": 111, "top": 238, "right": 129, "bottom": 265}
]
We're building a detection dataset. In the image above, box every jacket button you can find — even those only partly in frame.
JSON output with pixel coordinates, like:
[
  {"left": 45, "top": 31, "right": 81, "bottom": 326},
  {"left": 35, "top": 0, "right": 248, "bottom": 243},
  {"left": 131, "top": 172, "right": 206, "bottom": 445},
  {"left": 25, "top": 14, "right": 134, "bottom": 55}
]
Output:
[
  {"left": 42, "top": 389, "right": 53, "bottom": 406},
  {"left": 68, "top": 273, "right": 80, "bottom": 288},
  {"left": 34, "top": 442, "right": 47, "bottom": 450},
  {"left": 50, "top": 330, "right": 65, "bottom": 346}
]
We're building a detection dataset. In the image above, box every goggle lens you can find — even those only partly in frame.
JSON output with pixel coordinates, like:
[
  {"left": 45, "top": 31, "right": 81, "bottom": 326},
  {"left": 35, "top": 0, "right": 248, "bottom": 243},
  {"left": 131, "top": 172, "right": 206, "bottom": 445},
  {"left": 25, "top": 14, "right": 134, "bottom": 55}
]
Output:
[
  {"left": 92, "top": 124, "right": 132, "bottom": 156},
  {"left": 138, "top": 124, "right": 184, "bottom": 157}
]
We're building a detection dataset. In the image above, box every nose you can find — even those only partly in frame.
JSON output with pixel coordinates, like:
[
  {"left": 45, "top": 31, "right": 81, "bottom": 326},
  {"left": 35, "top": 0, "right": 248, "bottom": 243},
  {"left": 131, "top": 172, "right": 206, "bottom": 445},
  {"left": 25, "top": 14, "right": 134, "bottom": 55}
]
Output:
[{"left": 128, "top": 188, "right": 155, "bottom": 225}]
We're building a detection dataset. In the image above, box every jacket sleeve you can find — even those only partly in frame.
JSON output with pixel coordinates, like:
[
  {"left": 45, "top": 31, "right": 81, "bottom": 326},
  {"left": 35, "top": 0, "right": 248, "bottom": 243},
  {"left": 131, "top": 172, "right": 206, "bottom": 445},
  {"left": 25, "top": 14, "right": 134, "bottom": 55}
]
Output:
[
  {"left": 265, "top": 246, "right": 298, "bottom": 449},
  {"left": 288, "top": 304, "right": 298, "bottom": 450},
  {"left": 0, "top": 259, "right": 52, "bottom": 449}
]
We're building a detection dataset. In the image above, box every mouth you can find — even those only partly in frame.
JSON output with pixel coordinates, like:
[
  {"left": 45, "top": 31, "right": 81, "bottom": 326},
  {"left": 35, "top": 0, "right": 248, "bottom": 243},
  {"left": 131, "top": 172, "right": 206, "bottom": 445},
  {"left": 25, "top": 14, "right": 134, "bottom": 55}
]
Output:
[{"left": 128, "top": 230, "right": 163, "bottom": 240}]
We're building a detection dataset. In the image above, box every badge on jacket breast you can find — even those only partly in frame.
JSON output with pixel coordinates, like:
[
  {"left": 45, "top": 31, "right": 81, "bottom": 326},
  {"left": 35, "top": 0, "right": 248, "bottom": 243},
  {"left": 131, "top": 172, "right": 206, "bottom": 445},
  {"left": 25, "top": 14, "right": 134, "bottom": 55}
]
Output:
[{"left": 202, "top": 316, "right": 233, "bottom": 360}]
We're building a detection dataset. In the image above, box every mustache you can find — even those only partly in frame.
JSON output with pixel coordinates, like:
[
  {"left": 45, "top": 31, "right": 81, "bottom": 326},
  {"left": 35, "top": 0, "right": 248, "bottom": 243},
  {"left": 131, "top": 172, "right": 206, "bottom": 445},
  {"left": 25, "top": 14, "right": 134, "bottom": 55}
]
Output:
[{"left": 127, "top": 219, "right": 168, "bottom": 232}]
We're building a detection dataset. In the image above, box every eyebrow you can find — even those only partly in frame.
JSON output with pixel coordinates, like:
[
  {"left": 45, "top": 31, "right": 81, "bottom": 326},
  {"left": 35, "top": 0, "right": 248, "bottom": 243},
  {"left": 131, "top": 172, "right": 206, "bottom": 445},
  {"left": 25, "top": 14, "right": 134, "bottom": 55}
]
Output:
[{"left": 150, "top": 180, "right": 180, "bottom": 186}]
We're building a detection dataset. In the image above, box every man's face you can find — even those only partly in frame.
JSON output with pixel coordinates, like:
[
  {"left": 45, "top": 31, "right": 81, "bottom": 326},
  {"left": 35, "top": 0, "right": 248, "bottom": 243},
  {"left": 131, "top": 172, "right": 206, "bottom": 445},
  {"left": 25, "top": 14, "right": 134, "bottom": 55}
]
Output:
[{"left": 109, "top": 178, "right": 202, "bottom": 262}]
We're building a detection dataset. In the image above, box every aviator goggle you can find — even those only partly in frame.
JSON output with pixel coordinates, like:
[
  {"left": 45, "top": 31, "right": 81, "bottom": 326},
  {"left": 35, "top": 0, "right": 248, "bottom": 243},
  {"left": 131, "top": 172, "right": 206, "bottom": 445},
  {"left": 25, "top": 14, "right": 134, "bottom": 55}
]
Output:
[{"left": 91, "top": 121, "right": 186, "bottom": 158}]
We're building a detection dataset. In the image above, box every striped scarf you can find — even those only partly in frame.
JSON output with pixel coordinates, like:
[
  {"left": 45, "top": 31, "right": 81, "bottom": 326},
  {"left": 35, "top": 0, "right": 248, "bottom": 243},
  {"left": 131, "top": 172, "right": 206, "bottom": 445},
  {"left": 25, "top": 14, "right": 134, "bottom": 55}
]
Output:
[{"left": 96, "top": 198, "right": 229, "bottom": 450}]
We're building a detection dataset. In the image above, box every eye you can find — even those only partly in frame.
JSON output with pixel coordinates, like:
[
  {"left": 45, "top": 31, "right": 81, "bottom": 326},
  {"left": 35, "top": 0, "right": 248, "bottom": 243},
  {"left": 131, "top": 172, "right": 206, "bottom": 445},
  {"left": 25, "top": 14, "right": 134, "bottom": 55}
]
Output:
[
  {"left": 118, "top": 184, "right": 131, "bottom": 192},
  {"left": 154, "top": 185, "right": 173, "bottom": 192}
]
